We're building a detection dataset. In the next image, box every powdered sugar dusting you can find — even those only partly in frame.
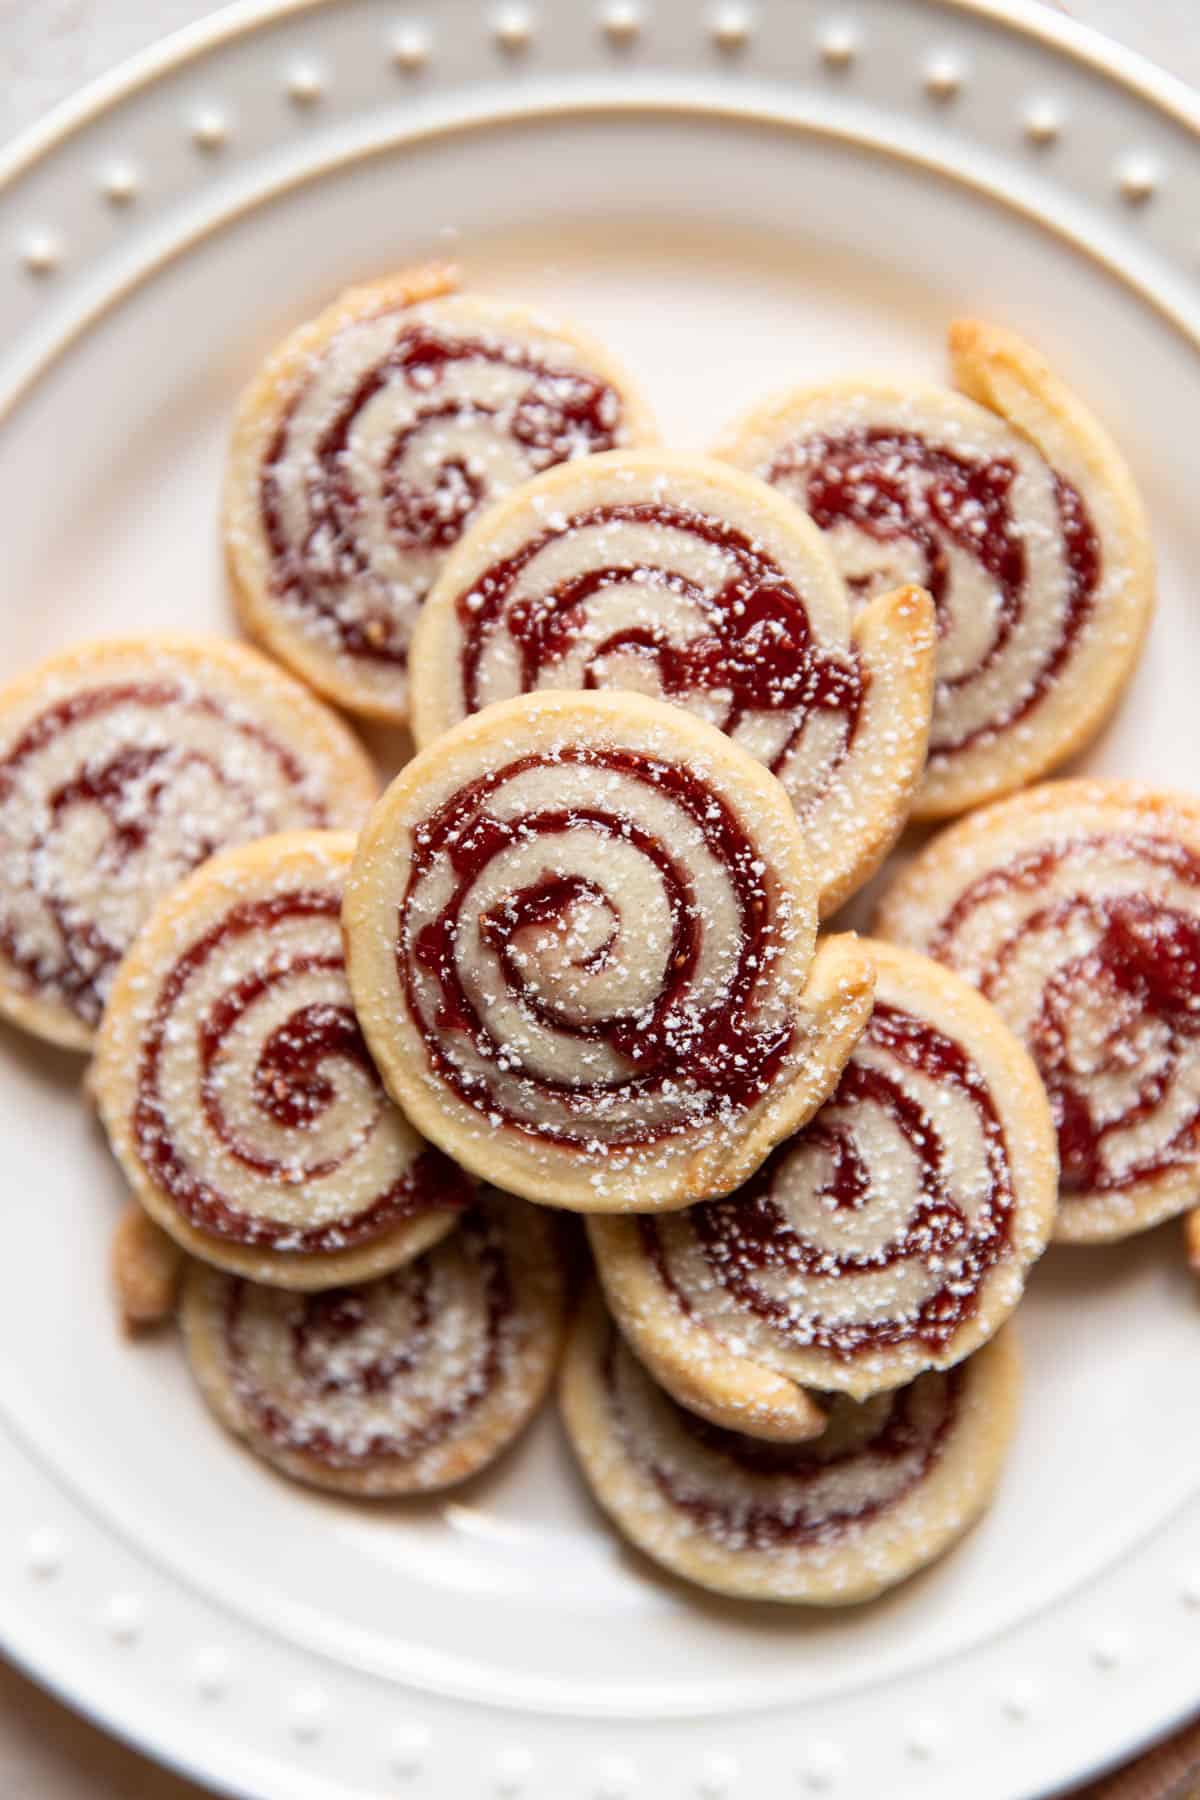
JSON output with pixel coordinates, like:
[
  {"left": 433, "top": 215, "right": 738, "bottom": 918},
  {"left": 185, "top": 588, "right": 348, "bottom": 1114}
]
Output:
[
  {"left": 882, "top": 786, "right": 1200, "bottom": 1235},
  {"left": 242, "top": 294, "right": 644, "bottom": 713},
  {"left": 108, "top": 836, "right": 467, "bottom": 1261},
  {"left": 418, "top": 454, "right": 934, "bottom": 914},
  {"left": 563, "top": 1311, "right": 1014, "bottom": 1602},
  {"left": 187, "top": 1192, "right": 565, "bottom": 1494},
  {"left": 720, "top": 366, "right": 1143, "bottom": 812},
  {"left": 622, "top": 944, "right": 1053, "bottom": 1401},
  {"left": 392, "top": 729, "right": 811, "bottom": 1172},
  {"left": 0, "top": 644, "right": 370, "bottom": 1034}
]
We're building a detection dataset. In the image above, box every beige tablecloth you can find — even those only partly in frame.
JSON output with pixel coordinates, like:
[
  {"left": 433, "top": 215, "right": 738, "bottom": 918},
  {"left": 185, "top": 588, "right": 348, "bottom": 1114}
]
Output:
[{"left": 0, "top": 3, "right": 1197, "bottom": 1796}]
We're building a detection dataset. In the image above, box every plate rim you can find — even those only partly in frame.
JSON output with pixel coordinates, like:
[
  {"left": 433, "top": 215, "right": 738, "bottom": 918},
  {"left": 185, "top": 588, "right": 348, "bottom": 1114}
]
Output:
[
  {"left": 0, "top": 2, "right": 1198, "bottom": 1797},
  {"left": 0, "top": 0, "right": 1198, "bottom": 193}
]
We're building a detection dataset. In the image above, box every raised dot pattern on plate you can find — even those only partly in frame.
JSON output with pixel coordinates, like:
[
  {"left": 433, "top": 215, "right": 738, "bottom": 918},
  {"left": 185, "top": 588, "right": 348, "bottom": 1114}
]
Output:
[
  {"left": 1117, "top": 155, "right": 1158, "bottom": 203},
  {"left": 103, "top": 1592, "right": 143, "bottom": 1643},
  {"left": 603, "top": 3, "right": 642, "bottom": 45},
  {"left": 0, "top": 1, "right": 1191, "bottom": 1792},
  {"left": 1024, "top": 101, "right": 1062, "bottom": 145},
  {"left": 799, "top": 1740, "right": 846, "bottom": 1790},
  {"left": 493, "top": 5, "right": 535, "bottom": 51},
  {"left": 493, "top": 1745, "right": 535, "bottom": 1793},
  {"left": 711, "top": 7, "right": 752, "bottom": 52},
  {"left": 389, "top": 1721, "right": 432, "bottom": 1775},
  {"left": 22, "top": 233, "right": 60, "bottom": 275},
  {"left": 100, "top": 162, "right": 139, "bottom": 204},
  {"left": 819, "top": 25, "right": 858, "bottom": 68},
  {"left": 392, "top": 23, "right": 432, "bottom": 68},
  {"left": 191, "top": 1647, "right": 231, "bottom": 1699},
  {"left": 285, "top": 64, "right": 325, "bottom": 105},
  {"left": 5, "top": 8, "right": 1174, "bottom": 335},
  {"left": 695, "top": 1750, "right": 740, "bottom": 1796},
  {"left": 288, "top": 1684, "right": 328, "bottom": 1741},
  {"left": 924, "top": 54, "right": 964, "bottom": 101},
  {"left": 25, "top": 1527, "right": 67, "bottom": 1578},
  {"left": 190, "top": 108, "right": 228, "bottom": 150}
]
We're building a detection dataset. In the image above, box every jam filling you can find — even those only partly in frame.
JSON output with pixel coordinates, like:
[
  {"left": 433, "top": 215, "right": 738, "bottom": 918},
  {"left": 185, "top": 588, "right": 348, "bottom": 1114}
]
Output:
[
  {"left": 398, "top": 748, "right": 796, "bottom": 1147},
  {"left": 453, "top": 501, "right": 864, "bottom": 777},
  {"left": 0, "top": 682, "right": 324, "bottom": 1025},
  {"left": 930, "top": 835, "right": 1200, "bottom": 1196},
  {"left": 135, "top": 889, "right": 470, "bottom": 1249},
  {"left": 641, "top": 1000, "right": 1014, "bottom": 1357},
  {"left": 768, "top": 428, "right": 1100, "bottom": 756},
  {"left": 260, "top": 321, "right": 624, "bottom": 665},
  {"left": 225, "top": 1208, "right": 512, "bottom": 1465},
  {"left": 605, "top": 1329, "right": 964, "bottom": 1547}
]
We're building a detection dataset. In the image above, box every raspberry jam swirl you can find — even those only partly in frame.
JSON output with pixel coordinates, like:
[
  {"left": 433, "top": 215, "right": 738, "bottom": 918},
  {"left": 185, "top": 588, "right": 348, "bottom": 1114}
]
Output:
[
  {"left": 0, "top": 681, "right": 334, "bottom": 1031},
  {"left": 397, "top": 746, "right": 801, "bottom": 1150},
  {"left": 219, "top": 1206, "right": 514, "bottom": 1471},
  {"left": 925, "top": 832, "right": 1200, "bottom": 1203},
  {"left": 638, "top": 999, "right": 1014, "bottom": 1366},
  {"left": 763, "top": 423, "right": 1099, "bottom": 773},
  {"left": 260, "top": 312, "right": 628, "bottom": 669},
  {"left": 447, "top": 501, "right": 863, "bottom": 810},
  {"left": 603, "top": 1323, "right": 963, "bottom": 1548},
  {"left": 134, "top": 884, "right": 470, "bottom": 1253}
]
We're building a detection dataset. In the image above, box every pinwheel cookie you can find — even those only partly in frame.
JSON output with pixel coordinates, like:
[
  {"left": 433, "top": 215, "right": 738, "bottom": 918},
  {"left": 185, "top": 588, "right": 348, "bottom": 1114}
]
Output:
[
  {"left": 0, "top": 636, "right": 375, "bottom": 1051},
  {"left": 224, "top": 265, "right": 657, "bottom": 721},
  {"left": 879, "top": 780, "right": 1200, "bottom": 1244},
  {"left": 560, "top": 1293, "right": 1020, "bottom": 1604},
  {"left": 590, "top": 940, "right": 1055, "bottom": 1440},
  {"left": 182, "top": 1191, "right": 567, "bottom": 1496},
  {"left": 717, "top": 321, "right": 1154, "bottom": 818},
  {"left": 111, "top": 1203, "right": 184, "bottom": 1333},
  {"left": 94, "top": 833, "right": 471, "bottom": 1289},
  {"left": 344, "top": 690, "right": 875, "bottom": 1213},
  {"left": 411, "top": 450, "right": 935, "bottom": 917}
]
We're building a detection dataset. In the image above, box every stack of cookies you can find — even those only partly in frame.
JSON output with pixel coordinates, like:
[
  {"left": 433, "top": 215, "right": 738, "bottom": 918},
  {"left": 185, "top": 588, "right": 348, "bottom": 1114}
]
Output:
[{"left": 2, "top": 265, "right": 1188, "bottom": 1608}]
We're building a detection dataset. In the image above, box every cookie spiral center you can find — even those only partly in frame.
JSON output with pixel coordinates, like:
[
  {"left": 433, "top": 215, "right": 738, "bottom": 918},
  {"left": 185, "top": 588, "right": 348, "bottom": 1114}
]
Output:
[
  {"left": 453, "top": 501, "right": 864, "bottom": 785},
  {"left": 0, "top": 682, "right": 325, "bottom": 1026},
  {"left": 766, "top": 426, "right": 1100, "bottom": 760},
  {"left": 135, "top": 888, "right": 469, "bottom": 1250},
  {"left": 399, "top": 745, "right": 798, "bottom": 1147},
  {"left": 225, "top": 1209, "right": 513, "bottom": 1466},
  {"left": 644, "top": 1000, "right": 1015, "bottom": 1360},
  {"left": 261, "top": 319, "right": 626, "bottom": 666}
]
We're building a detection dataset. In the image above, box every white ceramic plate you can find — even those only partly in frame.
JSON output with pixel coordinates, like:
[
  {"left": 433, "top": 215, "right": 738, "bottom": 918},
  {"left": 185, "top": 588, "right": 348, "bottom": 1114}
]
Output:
[{"left": 2, "top": 3, "right": 1199, "bottom": 1796}]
